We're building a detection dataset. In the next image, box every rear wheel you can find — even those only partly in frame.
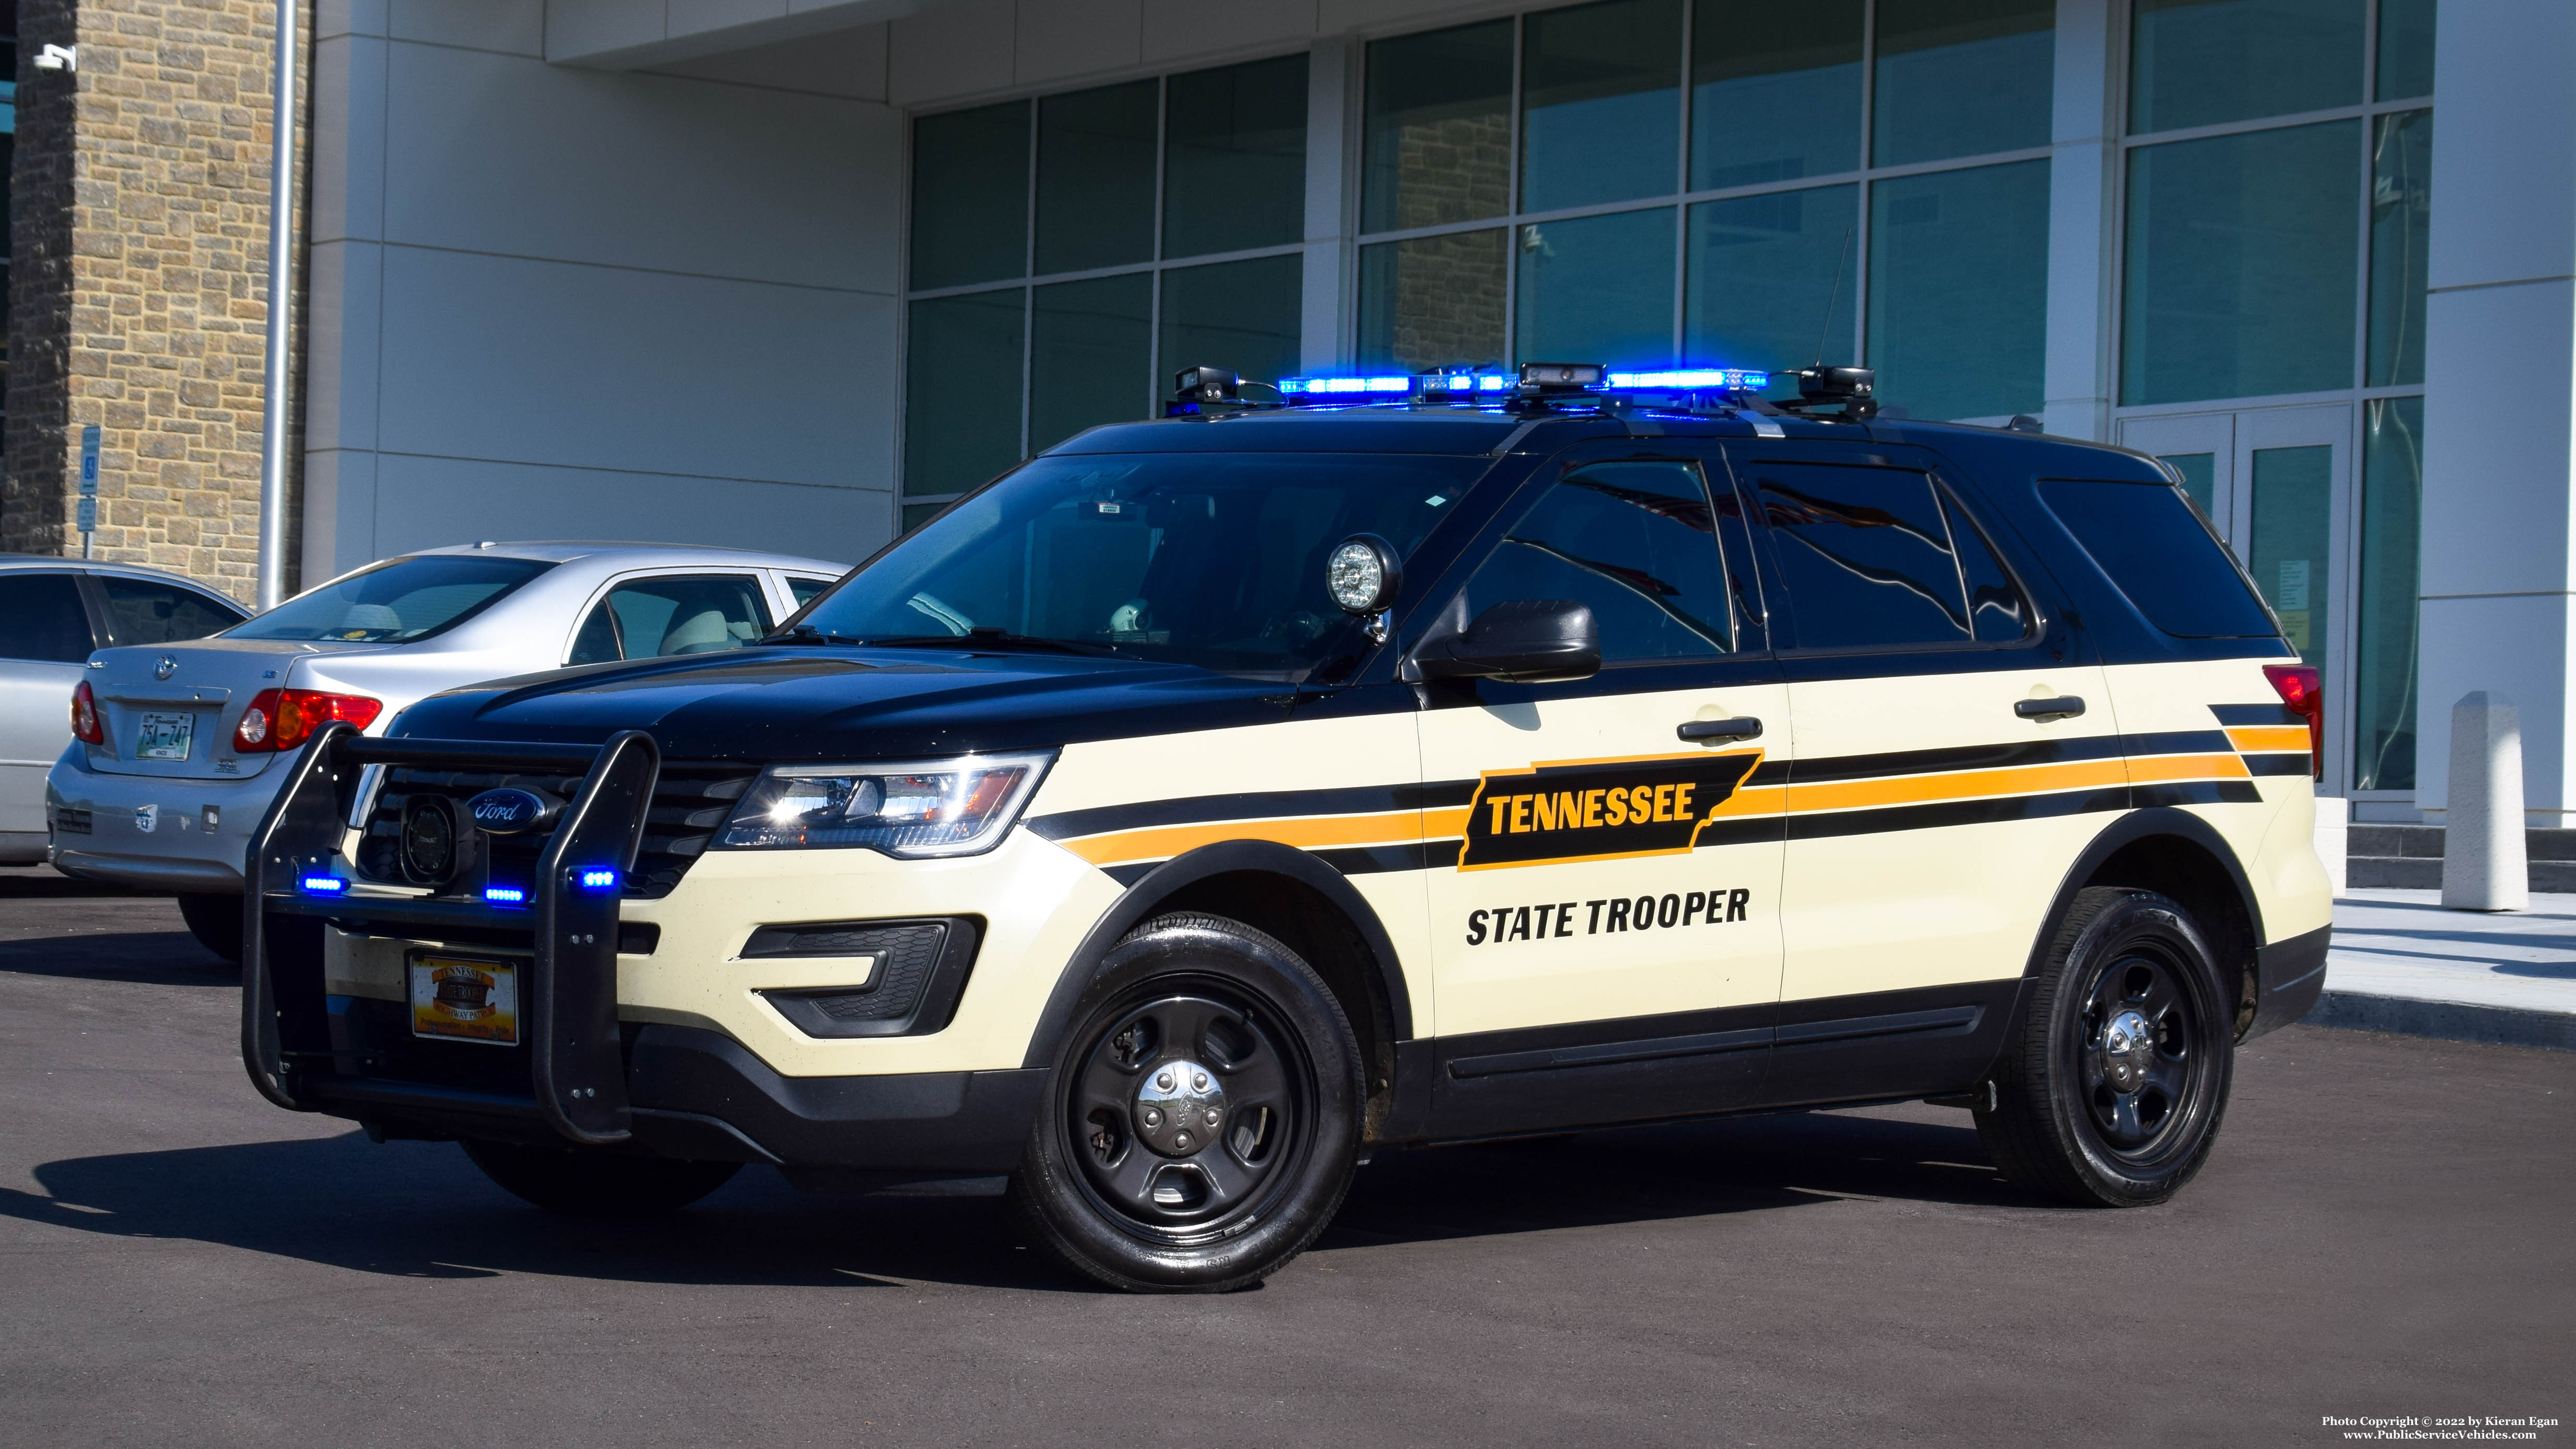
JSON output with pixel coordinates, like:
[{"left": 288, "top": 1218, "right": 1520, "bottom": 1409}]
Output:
[
  {"left": 1010, "top": 913, "right": 1363, "bottom": 1292},
  {"left": 176, "top": 892, "right": 242, "bottom": 964},
  {"left": 460, "top": 1139, "right": 740, "bottom": 1216},
  {"left": 1975, "top": 887, "right": 2233, "bottom": 1207}
]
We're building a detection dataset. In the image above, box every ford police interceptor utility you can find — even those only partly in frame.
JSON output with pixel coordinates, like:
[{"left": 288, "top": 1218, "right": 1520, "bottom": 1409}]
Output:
[{"left": 241, "top": 361, "right": 2332, "bottom": 1292}]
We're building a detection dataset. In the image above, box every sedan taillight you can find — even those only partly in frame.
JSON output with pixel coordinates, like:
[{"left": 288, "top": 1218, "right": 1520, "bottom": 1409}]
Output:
[
  {"left": 71, "top": 680, "right": 104, "bottom": 745},
  {"left": 235, "top": 688, "right": 383, "bottom": 752}
]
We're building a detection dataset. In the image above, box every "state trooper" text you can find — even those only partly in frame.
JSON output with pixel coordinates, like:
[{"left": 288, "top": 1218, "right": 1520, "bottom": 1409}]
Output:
[{"left": 1465, "top": 888, "right": 1751, "bottom": 945}]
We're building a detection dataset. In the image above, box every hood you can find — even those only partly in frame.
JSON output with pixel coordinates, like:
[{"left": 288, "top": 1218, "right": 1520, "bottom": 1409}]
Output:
[{"left": 387, "top": 647, "right": 1305, "bottom": 761}]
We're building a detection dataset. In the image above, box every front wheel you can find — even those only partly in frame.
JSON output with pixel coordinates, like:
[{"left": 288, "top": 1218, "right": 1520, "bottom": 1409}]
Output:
[
  {"left": 460, "top": 1139, "right": 740, "bottom": 1216},
  {"left": 1975, "top": 887, "right": 2234, "bottom": 1207},
  {"left": 1009, "top": 913, "right": 1364, "bottom": 1292}
]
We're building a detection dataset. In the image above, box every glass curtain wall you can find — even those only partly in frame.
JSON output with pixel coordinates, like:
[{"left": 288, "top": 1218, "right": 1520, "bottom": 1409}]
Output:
[
  {"left": 2118, "top": 0, "right": 2434, "bottom": 796},
  {"left": 901, "top": 55, "right": 1309, "bottom": 529},
  {"left": 1355, "top": 0, "right": 2055, "bottom": 421}
]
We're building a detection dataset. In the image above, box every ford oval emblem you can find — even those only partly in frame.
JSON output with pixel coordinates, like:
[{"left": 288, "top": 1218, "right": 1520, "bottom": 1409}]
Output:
[{"left": 464, "top": 787, "right": 556, "bottom": 836}]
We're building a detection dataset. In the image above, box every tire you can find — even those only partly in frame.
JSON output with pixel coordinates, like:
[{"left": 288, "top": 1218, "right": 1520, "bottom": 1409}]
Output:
[
  {"left": 176, "top": 892, "right": 244, "bottom": 964},
  {"left": 460, "top": 1139, "right": 740, "bottom": 1217},
  {"left": 1976, "top": 887, "right": 2234, "bottom": 1208},
  {"left": 1009, "top": 912, "right": 1364, "bottom": 1293}
]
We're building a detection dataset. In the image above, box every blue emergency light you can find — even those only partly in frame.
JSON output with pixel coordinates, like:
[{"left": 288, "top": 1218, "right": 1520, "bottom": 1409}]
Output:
[
  {"left": 1277, "top": 363, "right": 1766, "bottom": 400},
  {"left": 300, "top": 874, "right": 348, "bottom": 895},
  {"left": 572, "top": 867, "right": 620, "bottom": 892},
  {"left": 483, "top": 885, "right": 528, "bottom": 905}
]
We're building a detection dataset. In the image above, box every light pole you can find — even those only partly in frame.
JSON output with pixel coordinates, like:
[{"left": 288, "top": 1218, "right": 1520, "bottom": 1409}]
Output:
[{"left": 254, "top": 0, "right": 298, "bottom": 610}]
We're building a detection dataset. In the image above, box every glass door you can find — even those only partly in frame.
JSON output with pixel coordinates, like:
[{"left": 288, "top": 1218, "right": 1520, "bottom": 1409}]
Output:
[{"left": 2120, "top": 405, "right": 2355, "bottom": 795}]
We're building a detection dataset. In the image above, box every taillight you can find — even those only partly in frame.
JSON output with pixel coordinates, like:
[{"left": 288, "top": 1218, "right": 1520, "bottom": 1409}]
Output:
[
  {"left": 70, "top": 680, "right": 105, "bottom": 745},
  {"left": 234, "top": 688, "right": 383, "bottom": 752},
  {"left": 2264, "top": 664, "right": 2323, "bottom": 781}
]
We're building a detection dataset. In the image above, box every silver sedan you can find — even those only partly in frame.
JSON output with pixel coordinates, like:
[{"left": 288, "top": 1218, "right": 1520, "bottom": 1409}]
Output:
[{"left": 47, "top": 541, "right": 847, "bottom": 959}]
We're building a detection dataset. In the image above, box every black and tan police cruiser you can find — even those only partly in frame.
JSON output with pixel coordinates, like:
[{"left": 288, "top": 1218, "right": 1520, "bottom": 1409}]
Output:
[{"left": 241, "top": 361, "right": 2333, "bottom": 1292}]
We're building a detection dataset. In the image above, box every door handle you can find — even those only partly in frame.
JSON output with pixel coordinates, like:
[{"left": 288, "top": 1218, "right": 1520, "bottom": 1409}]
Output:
[
  {"left": 2015, "top": 696, "right": 2086, "bottom": 721},
  {"left": 1678, "top": 716, "right": 1764, "bottom": 742}
]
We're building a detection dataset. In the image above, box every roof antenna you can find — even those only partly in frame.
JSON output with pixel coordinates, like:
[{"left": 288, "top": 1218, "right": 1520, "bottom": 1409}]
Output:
[{"left": 1813, "top": 226, "right": 1853, "bottom": 369}]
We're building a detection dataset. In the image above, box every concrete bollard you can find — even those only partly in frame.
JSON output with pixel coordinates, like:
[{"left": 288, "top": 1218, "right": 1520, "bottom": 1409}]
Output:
[{"left": 2441, "top": 691, "right": 2528, "bottom": 911}]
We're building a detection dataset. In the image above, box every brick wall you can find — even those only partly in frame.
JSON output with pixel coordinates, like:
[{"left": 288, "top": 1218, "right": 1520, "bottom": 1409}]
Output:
[{"left": 3, "top": 0, "right": 309, "bottom": 605}]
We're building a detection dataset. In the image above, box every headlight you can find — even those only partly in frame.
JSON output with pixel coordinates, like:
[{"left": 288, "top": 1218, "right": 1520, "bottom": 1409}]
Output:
[{"left": 716, "top": 752, "right": 1053, "bottom": 857}]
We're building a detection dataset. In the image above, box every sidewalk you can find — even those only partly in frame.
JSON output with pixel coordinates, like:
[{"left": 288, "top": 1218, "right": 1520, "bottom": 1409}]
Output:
[{"left": 2306, "top": 888, "right": 2576, "bottom": 1050}]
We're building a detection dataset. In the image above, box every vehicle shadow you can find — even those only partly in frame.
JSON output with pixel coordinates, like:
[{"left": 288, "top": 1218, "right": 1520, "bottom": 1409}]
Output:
[
  {"left": 0, "top": 929, "right": 232, "bottom": 987},
  {"left": 1, "top": 1110, "right": 2027, "bottom": 1291},
  {"left": 0, "top": 866, "right": 152, "bottom": 899}
]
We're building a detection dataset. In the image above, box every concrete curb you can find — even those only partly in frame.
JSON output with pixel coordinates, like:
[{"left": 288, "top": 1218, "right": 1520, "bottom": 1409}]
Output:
[{"left": 2302, "top": 991, "right": 2575, "bottom": 1052}]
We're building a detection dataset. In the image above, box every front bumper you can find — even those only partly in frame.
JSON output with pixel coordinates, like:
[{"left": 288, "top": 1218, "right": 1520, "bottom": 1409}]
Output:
[
  {"left": 246, "top": 725, "right": 1057, "bottom": 1170},
  {"left": 47, "top": 745, "right": 282, "bottom": 892}
]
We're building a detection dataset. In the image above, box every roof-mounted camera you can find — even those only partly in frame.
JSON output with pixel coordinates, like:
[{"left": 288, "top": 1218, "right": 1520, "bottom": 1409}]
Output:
[{"left": 1778, "top": 366, "right": 1877, "bottom": 421}]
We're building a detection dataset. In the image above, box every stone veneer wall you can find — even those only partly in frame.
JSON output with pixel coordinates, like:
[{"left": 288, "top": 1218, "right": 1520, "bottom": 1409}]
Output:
[{"left": 3, "top": 0, "right": 309, "bottom": 604}]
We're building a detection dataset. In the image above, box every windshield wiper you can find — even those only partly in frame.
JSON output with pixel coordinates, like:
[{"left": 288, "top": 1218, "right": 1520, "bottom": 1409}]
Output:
[
  {"left": 863, "top": 630, "right": 1127, "bottom": 657},
  {"left": 758, "top": 623, "right": 876, "bottom": 647}
]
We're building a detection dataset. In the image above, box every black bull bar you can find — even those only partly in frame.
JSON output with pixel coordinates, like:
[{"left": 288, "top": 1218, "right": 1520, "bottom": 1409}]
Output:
[{"left": 241, "top": 723, "right": 661, "bottom": 1147}]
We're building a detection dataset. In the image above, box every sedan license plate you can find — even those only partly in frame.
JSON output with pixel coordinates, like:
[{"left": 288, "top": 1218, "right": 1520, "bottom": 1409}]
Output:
[
  {"left": 135, "top": 710, "right": 194, "bottom": 761},
  {"left": 408, "top": 954, "right": 520, "bottom": 1045}
]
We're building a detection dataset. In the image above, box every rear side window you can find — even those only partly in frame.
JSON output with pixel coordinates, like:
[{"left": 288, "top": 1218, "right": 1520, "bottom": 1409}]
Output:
[
  {"left": 0, "top": 573, "right": 96, "bottom": 662},
  {"left": 2038, "top": 479, "right": 2275, "bottom": 638},
  {"left": 1747, "top": 464, "right": 2033, "bottom": 651},
  {"left": 568, "top": 575, "right": 772, "bottom": 665},
  {"left": 100, "top": 577, "right": 246, "bottom": 644}
]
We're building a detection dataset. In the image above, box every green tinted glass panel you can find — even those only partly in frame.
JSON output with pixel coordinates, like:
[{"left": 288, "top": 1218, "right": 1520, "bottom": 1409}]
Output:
[
  {"left": 910, "top": 103, "right": 1028, "bottom": 289},
  {"left": 1036, "top": 80, "right": 1158, "bottom": 275},
  {"left": 901, "top": 502, "right": 947, "bottom": 534},
  {"left": 1685, "top": 185, "right": 1857, "bottom": 392},
  {"left": 1521, "top": 0, "right": 1683, "bottom": 213},
  {"left": 1361, "top": 20, "right": 1514, "bottom": 234},
  {"left": 2356, "top": 397, "right": 2423, "bottom": 790},
  {"left": 2377, "top": 0, "right": 2437, "bottom": 100},
  {"left": 2249, "top": 444, "right": 2331, "bottom": 672},
  {"left": 2129, "top": 0, "right": 2363, "bottom": 135},
  {"left": 2368, "top": 109, "right": 2432, "bottom": 388},
  {"left": 1515, "top": 209, "right": 1677, "bottom": 368},
  {"left": 2159, "top": 453, "right": 2218, "bottom": 519},
  {"left": 1164, "top": 55, "right": 1308, "bottom": 260},
  {"left": 1691, "top": 0, "right": 1862, "bottom": 190},
  {"left": 905, "top": 291, "right": 1025, "bottom": 497},
  {"left": 1866, "top": 161, "right": 2047, "bottom": 420},
  {"left": 1872, "top": 0, "right": 2053, "bottom": 167},
  {"left": 1160, "top": 254, "right": 1303, "bottom": 388},
  {"left": 1031, "top": 274, "right": 1152, "bottom": 453},
  {"left": 1359, "top": 228, "right": 1509, "bottom": 371},
  {"left": 2121, "top": 121, "right": 2360, "bottom": 406}
]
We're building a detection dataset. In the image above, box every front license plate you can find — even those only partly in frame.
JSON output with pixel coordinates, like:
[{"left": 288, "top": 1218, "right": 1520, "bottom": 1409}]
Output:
[
  {"left": 409, "top": 954, "right": 520, "bottom": 1045},
  {"left": 135, "top": 710, "right": 194, "bottom": 761}
]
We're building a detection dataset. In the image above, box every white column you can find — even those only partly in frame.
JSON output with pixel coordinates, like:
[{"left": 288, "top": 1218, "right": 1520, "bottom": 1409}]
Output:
[
  {"left": 1301, "top": 38, "right": 1353, "bottom": 375},
  {"left": 300, "top": 0, "right": 390, "bottom": 585},
  {"left": 2414, "top": 0, "right": 2576, "bottom": 824},
  {"left": 2039, "top": 0, "right": 2116, "bottom": 442}
]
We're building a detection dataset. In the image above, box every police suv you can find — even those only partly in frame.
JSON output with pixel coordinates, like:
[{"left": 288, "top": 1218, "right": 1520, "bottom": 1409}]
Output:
[{"left": 243, "top": 362, "right": 2333, "bottom": 1292}]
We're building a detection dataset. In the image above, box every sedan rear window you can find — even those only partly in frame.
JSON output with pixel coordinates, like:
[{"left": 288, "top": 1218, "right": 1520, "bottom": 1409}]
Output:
[
  {"left": 2037, "top": 479, "right": 2276, "bottom": 638},
  {"left": 227, "top": 556, "right": 554, "bottom": 643}
]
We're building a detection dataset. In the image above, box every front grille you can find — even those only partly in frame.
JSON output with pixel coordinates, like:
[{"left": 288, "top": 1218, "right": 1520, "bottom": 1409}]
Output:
[{"left": 358, "top": 758, "right": 756, "bottom": 899}]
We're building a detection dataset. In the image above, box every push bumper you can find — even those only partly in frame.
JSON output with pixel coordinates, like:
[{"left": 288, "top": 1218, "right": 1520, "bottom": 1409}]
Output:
[{"left": 2245, "top": 923, "right": 2331, "bottom": 1041}]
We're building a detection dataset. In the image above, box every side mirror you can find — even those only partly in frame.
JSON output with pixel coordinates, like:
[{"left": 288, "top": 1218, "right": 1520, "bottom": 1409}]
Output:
[{"left": 1414, "top": 599, "right": 1599, "bottom": 683}]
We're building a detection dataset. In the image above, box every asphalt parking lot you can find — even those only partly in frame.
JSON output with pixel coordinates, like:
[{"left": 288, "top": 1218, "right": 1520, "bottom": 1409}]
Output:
[{"left": 1, "top": 872, "right": 2567, "bottom": 1448}]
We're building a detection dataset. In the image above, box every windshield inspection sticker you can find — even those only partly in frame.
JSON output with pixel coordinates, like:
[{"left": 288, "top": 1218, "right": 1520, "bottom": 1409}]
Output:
[{"left": 1457, "top": 750, "right": 1763, "bottom": 871}]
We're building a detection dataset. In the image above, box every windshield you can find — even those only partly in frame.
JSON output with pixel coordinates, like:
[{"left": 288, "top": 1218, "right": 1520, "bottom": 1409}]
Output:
[
  {"left": 225, "top": 555, "right": 554, "bottom": 643},
  {"left": 798, "top": 453, "right": 1494, "bottom": 679}
]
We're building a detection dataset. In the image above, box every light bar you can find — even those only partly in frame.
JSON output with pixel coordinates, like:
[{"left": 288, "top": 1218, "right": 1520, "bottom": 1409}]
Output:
[
  {"left": 572, "top": 867, "right": 619, "bottom": 892},
  {"left": 1278, "top": 375, "right": 1412, "bottom": 396},
  {"left": 1608, "top": 368, "right": 1770, "bottom": 392},
  {"left": 300, "top": 874, "right": 347, "bottom": 895},
  {"left": 483, "top": 885, "right": 528, "bottom": 905}
]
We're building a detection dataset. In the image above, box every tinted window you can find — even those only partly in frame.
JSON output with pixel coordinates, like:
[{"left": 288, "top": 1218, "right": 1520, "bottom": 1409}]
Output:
[
  {"left": 568, "top": 575, "right": 772, "bottom": 665},
  {"left": 1752, "top": 464, "right": 2031, "bottom": 650},
  {"left": 227, "top": 556, "right": 553, "bottom": 643},
  {"left": 787, "top": 575, "right": 838, "bottom": 608},
  {"left": 1465, "top": 461, "right": 1735, "bottom": 662},
  {"left": 2039, "top": 478, "right": 2277, "bottom": 638},
  {"left": 0, "top": 573, "right": 95, "bottom": 663},
  {"left": 99, "top": 577, "right": 245, "bottom": 644},
  {"left": 801, "top": 452, "right": 1489, "bottom": 681}
]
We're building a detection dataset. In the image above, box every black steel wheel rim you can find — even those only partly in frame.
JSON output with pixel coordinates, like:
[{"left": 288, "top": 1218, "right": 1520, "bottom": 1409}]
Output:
[
  {"left": 2070, "top": 941, "right": 2212, "bottom": 1162},
  {"left": 1062, "top": 979, "right": 1315, "bottom": 1244}
]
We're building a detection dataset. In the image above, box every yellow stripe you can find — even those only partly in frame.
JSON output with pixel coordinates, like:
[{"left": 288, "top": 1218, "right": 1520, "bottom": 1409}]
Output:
[
  {"left": 2226, "top": 724, "right": 2313, "bottom": 753},
  {"left": 1055, "top": 809, "right": 1425, "bottom": 867}
]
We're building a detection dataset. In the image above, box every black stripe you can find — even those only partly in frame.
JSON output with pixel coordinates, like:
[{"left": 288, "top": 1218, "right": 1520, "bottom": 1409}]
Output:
[
  {"left": 1102, "top": 862, "right": 1159, "bottom": 887},
  {"left": 1787, "top": 735, "right": 2127, "bottom": 783},
  {"left": 2212, "top": 702, "right": 2303, "bottom": 726},
  {"left": 2244, "top": 754, "right": 2315, "bottom": 777},
  {"left": 1314, "top": 841, "right": 1461, "bottom": 875},
  {"left": 1787, "top": 787, "right": 2130, "bottom": 841},
  {"left": 1447, "top": 1024, "right": 1772, "bottom": 1079},
  {"left": 2120, "top": 728, "right": 2237, "bottom": 756},
  {"left": 1029, "top": 779, "right": 1477, "bottom": 841},
  {"left": 2133, "top": 780, "right": 2264, "bottom": 806}
]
